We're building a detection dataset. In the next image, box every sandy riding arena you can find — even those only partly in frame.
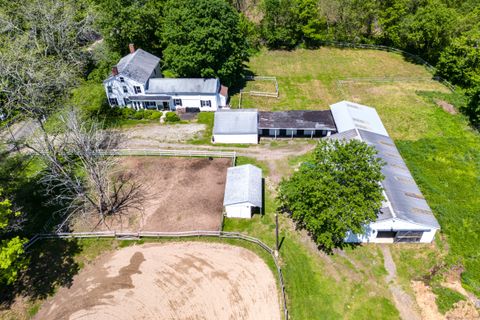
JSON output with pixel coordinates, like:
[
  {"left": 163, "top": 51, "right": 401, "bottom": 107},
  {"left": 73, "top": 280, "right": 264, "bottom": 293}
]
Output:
[{"left": 35, "top": 242, "right": 281, "bottom": 320}]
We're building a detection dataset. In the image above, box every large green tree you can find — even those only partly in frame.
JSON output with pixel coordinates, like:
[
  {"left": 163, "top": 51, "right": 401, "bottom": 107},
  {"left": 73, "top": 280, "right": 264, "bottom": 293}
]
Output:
[
  {"left": 95, "top": 0, "right": 165, "bottom": 55},
  {"left": 161, "top": 0, "right": 250, "bottom": 87},
  {"left": 278, "top": 139, "right": 385, "bottom": 251},
  {"left": 436, "top": 29, "right": 480, "bottom": 88},
  {"left": 0, "top": 191, "right": 27, "bottom": 285}
]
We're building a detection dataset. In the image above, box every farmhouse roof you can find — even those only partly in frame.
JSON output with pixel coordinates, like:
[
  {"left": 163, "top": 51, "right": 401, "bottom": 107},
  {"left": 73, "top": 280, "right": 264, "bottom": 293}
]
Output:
[
  {"left": 327, "top": 101, "right": 440, "bottom": 229},
  {"left": 115, "top": 49, "right": 160, "bottom": 84},
  {"left": 146, "top": 78, "right": 220, "bottom": 95},
  {"left": 213, "top": 109, "right": 258, "bottom": 135},
  {"left": 224, "top": 164, "right": 262, "bottom": 207},
  {"left": 258, "top": 110, "right": 337, "bottom": 131},
  {"left": 128, "top": 95, "right": 171, "bottom": 101}
]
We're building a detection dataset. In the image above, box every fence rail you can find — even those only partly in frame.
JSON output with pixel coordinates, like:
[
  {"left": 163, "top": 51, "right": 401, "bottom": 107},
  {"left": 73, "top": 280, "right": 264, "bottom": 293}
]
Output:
[
  {"left": 319, "top": 40, "right": 456, "bottom": 92},
  {"left": 24, "top": 230, "right": 288, "bottom": 320},
  {"left": 100, "top": 149, "right": 237, "bottom": 165},
  {"left": 239, "top": 76, "right": 280, "bottom": 107}
]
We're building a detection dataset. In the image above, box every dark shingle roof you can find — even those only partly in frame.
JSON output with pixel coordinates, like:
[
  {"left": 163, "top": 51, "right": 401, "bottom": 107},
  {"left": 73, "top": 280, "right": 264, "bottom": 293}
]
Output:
[{"left": 258, "top": 110, "right": 337, "bottom": 131}]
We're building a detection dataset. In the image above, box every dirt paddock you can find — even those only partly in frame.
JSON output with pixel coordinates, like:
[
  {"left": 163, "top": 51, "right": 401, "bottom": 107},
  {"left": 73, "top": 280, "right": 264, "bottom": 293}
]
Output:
[
  {"left": 35, "top": 242, "right": 281, "bottom": 320},
  {"left": 106, "top": 156, "right": 230, "bottom": 232}
]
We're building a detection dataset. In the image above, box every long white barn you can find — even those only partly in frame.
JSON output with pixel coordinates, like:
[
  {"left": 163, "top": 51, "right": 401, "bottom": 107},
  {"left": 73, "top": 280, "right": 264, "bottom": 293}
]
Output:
[
  {"left": 103, "top": 44, "right": 228, "bottom": 111},
  {"left": 328, "top": 101, "right": 440, "bottom": 243}
]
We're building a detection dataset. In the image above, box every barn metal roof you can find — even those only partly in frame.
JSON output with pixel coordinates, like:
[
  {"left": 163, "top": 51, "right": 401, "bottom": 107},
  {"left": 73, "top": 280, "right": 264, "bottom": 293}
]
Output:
[
  {"left": 147, "top": 78, "right": 219, "bottom": 95},
  {"left": 326, "top": 101, "right": 440, "bottom": 229},
  {"left": 213, "top": 109, "right": 258, "bottom": 135},
  {"left": 258, "top": 110, "right": 337, "bottom": 130},
  {"left": 330, "top": 101, "right": 389, "bottom": 136},
  {"left": 223, "top": 164, "right": 262, "bottom": 207},
  {"left": 116, "top": 49, "right": 160, "bottom": 84}
]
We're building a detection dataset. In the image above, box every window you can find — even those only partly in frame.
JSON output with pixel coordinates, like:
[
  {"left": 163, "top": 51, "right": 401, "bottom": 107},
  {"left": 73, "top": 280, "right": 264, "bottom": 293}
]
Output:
[
  {"left": 173, "top": 99, "right": 182, "bottom": 106},
  {"left": 120, "top": 77, "right": 125, "bottom": 83},
  {"left": 134, "top": 86, "right": 141, "bottom": 94},
  {"left": 123, "top": 98, "right": 130, "bottom": 105},
  {"left": 107, "top": 86, "right": 112, "bottom": 94},
  {"left": 200, "top": 100, "right": 211, "bottom": 107},
  {"left": 109, "top": 98, "right": 118, "bottom": 106},
  {"left": 145, "top": 101, "right": 156, "bottom": 109},
  {"left": 123, "top": 86, "right": 128, "bottom": 93}
]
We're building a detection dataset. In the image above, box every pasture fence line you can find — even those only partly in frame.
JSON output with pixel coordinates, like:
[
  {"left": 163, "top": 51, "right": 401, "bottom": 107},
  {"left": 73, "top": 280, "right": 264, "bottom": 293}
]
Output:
[
  {"left": 319, "top": 40, "right": 456, "bottom": 92},
  {"left": 24, "top": 230, "right": 289, "bottom": 320},
  {"left": 99, "top": 148, "right": 237, "bottom": 166},
  {"left": 239, "top": 75, "right": 279, "bottom": 108}
]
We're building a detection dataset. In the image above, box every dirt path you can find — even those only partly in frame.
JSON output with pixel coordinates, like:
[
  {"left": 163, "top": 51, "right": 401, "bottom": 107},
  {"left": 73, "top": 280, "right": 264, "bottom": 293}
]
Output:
[
  {"left": 381, "top": 245, "right": 422, "bottom": 320},
  {"left": 35, "top": 242, "right": 281, "bottom": 320}
]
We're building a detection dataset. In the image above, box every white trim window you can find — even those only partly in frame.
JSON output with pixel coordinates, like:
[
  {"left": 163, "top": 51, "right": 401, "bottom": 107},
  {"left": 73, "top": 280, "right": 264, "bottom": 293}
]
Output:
[
  {"left": 120, "top": 77, "right": 125, "bottom": 83},
  {"left": 200, "top": 100, "right": 211, "bottom": 107},
  {"left": 173, "top": 98, "right": 182, "bottom": 106},
  {"left": 134, "top": 86, "right": 142, "bottom": 94},
  {"left": 109, "top": 98, "right": 118, "bottom": 106},
  {"left": 123, "top": 86, "right": 128, "bottom": 93},
  {"left": 107, "top": 86, "right": 113, "bottom": 94}
]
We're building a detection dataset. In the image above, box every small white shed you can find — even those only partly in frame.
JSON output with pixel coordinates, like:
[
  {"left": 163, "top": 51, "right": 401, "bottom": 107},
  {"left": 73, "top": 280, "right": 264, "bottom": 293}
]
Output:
[
  {"left": 223, "top": 164, "right": 262, "bottom": 219},
  {"left": 213, "top": 109, "right": 259, "bottom": 144}
]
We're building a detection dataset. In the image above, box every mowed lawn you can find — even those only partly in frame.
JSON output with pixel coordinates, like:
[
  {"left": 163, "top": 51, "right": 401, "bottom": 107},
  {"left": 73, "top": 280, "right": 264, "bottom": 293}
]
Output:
[{"left": 226, "top": 48, "right": 480, "bottom": 318}]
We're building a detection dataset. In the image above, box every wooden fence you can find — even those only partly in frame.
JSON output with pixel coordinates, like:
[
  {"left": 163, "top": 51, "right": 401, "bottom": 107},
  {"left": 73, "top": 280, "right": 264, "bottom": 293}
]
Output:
[
  {"left": 100, "top": 149, "right": 237, "bottom": 166},
  {"left": 25, "top": 230, "right": 289, "bottom": 320},
  {"left": 319, "top": 40, "right": 456, "bottom": 92},
  {"left": 239, "top": 76, "right": 279, "bottom": 108}
]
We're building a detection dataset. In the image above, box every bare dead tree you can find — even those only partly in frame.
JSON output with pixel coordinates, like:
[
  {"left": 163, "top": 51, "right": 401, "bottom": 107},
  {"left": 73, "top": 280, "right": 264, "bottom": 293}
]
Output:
[{"left": 28, "top": 109, "right": 145, "bottom": 230}]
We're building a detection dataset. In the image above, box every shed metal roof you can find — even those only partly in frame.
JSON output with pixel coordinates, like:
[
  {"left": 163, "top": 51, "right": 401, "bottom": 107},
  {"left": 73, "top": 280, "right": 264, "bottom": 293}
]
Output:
[
  {"left": 213, "top": 109, "right": 258, "bottom": 135},
  {"left": 115, "top": 49, "right": 160, "bottom": 84},
  {"left": 147, "top": 78, "right": 219, "bottom": 95},
  {"left": 258, "top": 110, "right": 337, "bottom": 131},
  {"left": 223, "top": 164, "right": 262, "bottom": 207}
]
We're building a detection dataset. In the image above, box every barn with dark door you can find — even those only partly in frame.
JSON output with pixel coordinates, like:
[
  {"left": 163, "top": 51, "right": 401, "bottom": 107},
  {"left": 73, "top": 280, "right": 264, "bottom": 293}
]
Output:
[{"left": 258, "top": 110, "right": 337, "bottom": 138}]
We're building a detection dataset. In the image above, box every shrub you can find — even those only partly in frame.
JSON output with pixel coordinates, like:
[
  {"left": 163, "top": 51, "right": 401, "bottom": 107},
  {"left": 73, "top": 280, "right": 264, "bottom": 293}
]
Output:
[
  {"left": 148, "top": 111, "right": 162, "bottom": 120},
  {"left": 133, "top": 110, "right": 145, "bottom": 120},
  {"left": 165, "top": 111, "right": 180, "bottom": 123},
  {"left": 121, "top": 107, "right": 136, "bottom": 119}
]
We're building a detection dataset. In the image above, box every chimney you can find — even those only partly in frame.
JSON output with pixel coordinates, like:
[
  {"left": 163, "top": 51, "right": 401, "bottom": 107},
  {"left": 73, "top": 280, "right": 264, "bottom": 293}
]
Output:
[
  {"left": 129, "top": 43, "right": 135, "bottom": 54},
  {"left": 112, "top": 66, "right": 118, "bottom": 76}
]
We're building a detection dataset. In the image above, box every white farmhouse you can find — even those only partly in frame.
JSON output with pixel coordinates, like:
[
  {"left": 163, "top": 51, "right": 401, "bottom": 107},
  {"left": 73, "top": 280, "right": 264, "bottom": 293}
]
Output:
[
  {"left": 103, "top": 44, "right": 228, "bottom": 111},
  {"left": 329, "top": 101, "right": 440, "bottom": 243},
  {"left": 223, "top": 164, "right": 263, "bottom": 219}
]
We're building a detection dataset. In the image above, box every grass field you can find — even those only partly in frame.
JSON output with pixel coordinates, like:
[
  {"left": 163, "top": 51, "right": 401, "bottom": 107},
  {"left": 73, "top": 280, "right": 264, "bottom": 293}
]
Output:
[{"left": 226, "top": 47, "right": 480, "bottom": 316}]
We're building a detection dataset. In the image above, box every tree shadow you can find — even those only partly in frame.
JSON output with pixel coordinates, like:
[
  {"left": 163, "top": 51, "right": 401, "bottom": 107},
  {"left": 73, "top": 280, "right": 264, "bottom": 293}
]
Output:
[
  {"left": 229, "top": 66, "right": 255, "bottom": 96},
  {"left": 0, "top": 239, "right": 81, "bottom": 309}
]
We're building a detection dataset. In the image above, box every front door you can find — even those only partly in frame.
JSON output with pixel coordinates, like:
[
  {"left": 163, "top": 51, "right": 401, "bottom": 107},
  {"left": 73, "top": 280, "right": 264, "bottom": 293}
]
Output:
[{"left": 162, "top": 101, "right": 170, "bottom": 111}]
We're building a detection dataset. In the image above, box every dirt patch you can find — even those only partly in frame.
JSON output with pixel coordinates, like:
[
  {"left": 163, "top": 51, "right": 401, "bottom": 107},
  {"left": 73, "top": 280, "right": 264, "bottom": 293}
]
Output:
[
  {"left": 434, "top": 99, "right": 457, "bottom": 115},
  {"left": 34, "top": 242, "right": 281, "bottom": 320},
  {"left": 121, "top": 157, "right": 229, "bottom": 232},
  {"left": 73, "top": 157, "right": 230, "bottom": 232},
  {"left": 411, "top": 281, "right": 479, "bottom": 320},
  {"left": 413, "top": 280, "right": 444, "bottom": 320}
]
